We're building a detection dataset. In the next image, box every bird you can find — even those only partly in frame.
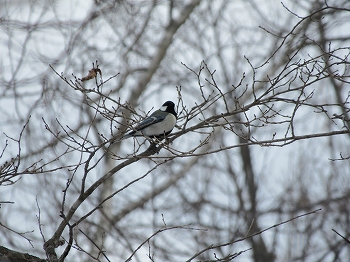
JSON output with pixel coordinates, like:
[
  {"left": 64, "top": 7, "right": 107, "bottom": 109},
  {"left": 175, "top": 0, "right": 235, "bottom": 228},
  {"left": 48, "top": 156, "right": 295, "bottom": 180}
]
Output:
[{"left": 118, "top": 101, "right": 177, "bottom": 141}]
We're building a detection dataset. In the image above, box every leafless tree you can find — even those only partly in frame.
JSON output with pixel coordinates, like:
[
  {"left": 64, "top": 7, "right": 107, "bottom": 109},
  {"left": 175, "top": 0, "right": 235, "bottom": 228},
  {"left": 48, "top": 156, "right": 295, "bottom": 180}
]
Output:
[{"left": 1, "top": 0, "right": 350, "bottom": 261}]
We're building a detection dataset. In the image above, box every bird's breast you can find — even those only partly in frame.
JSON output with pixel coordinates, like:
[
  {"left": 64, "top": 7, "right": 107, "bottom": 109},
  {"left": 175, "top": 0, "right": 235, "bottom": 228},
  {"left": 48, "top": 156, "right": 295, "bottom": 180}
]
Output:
[{"left": 142, "top": 114, "right": 176, "bottom": 136}]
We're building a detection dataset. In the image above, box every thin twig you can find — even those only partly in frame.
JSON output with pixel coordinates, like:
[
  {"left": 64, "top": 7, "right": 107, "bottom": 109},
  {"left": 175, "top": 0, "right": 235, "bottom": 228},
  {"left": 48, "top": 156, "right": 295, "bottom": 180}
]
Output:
[
  {"left": 186, "top": 209, "right": 322, "bottom": 261},
  {"left": 332, "top": 229, "right": 350, "bottom": 245}
]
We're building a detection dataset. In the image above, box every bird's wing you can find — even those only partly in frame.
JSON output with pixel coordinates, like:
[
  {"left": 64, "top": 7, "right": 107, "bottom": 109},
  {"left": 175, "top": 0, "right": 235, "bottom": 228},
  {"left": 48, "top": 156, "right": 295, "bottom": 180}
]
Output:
[
  {"left": 133, "top": 110, "right": 166, "bottom": 131},
  {"left": 117, "top": 110, "right": 168, "bottom": 141}
]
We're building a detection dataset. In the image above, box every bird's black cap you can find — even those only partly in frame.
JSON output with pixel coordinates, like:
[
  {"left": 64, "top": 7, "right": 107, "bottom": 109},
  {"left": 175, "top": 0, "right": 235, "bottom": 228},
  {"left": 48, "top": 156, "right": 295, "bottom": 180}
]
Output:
[{"left": 162, "top": 101, "right": 177, "bottom": 117}]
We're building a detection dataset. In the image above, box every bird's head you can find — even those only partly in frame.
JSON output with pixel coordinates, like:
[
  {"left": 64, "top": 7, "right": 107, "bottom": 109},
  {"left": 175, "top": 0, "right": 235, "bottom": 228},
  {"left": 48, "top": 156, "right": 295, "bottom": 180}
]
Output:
[{"left": 160, "top": 101, "right": 177, "bottom": 118}]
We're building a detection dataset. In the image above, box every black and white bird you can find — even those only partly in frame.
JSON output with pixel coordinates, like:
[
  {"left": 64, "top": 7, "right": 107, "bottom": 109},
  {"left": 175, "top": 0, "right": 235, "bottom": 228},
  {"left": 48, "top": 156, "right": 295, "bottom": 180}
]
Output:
[{"left": 118, "top": 101, "right": 177, "bottom": 141}]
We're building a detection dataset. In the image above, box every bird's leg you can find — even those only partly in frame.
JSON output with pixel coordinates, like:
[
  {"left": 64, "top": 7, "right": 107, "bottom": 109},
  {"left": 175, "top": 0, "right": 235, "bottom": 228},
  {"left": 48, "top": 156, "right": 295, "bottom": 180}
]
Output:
[{"left": 164, "top": 136, "right": 170, "bottom": 145}]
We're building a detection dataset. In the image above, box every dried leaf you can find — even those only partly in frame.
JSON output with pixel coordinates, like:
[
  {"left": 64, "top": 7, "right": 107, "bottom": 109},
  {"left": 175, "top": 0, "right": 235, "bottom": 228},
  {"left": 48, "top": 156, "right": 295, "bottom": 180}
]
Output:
[{"left": 81, "top": 68, "right": 102, "bottom": 82}]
